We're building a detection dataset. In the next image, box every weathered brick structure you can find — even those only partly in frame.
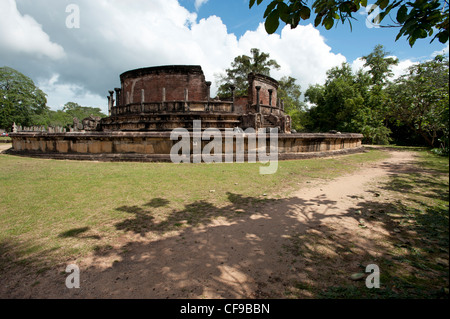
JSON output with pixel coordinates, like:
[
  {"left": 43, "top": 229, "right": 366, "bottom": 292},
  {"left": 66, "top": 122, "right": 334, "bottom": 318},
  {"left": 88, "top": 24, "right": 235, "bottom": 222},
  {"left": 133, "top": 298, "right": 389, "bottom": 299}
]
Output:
[
  {"left": 101, "top": 65, "right": 291, "bottom": 133},
  {"left": 120, "top": 65, "right": 209, "bottom": 104}
]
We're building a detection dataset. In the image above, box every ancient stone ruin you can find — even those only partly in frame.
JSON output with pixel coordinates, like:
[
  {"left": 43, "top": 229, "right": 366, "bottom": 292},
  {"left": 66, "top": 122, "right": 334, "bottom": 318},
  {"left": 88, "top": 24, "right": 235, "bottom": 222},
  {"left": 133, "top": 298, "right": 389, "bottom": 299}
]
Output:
[
  {"left": 7, "top": 65, "right": 363, "bottom": 162},
  {"left": 96, "top": 65, "right": 291, "bottom": 133}
]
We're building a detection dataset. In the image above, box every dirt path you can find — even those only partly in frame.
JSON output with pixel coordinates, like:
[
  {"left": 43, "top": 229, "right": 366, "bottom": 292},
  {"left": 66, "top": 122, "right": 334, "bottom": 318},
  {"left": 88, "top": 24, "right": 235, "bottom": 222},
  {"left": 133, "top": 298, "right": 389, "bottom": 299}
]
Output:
[
  {"left": 0, "top": 143, "right": 12, "bottom": 152},
  {"left": 3, "top": 149, "right": 418, "bottom": 298}
]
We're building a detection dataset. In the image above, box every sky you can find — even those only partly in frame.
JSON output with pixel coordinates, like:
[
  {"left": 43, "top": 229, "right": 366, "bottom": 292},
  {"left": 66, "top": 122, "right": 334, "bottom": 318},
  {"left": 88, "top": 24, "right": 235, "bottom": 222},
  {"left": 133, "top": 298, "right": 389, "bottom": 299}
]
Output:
[{"left": 0, "top": 0, "right": 448, "bottom": 114}]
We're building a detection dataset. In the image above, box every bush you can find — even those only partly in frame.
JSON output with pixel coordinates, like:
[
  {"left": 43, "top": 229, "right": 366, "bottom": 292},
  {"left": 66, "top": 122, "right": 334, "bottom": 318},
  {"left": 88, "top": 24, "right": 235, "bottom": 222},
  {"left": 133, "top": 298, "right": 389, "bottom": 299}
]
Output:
[{"left": 431, "top": 147, "right": 449, "bottom": 157}]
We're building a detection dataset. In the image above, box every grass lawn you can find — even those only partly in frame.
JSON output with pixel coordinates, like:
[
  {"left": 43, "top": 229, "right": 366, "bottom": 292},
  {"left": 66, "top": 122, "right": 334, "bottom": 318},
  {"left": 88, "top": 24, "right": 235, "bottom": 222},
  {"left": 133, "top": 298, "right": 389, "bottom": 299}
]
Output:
[{"left": 0, "top": 149, "right": 388, "bottom": 270}]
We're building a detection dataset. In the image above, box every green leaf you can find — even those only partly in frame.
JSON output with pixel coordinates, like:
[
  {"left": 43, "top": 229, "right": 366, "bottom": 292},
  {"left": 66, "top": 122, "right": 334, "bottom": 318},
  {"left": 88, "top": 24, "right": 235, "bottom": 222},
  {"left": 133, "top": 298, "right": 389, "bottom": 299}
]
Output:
[
  {"left": 360, "top": 0, "right": 368, "bottom": 7},
  {"left": 279, "top": 11, "right": 291, "bottom": 24},
  {"left": 249, "top": 0, "right": 256, "bottom": 8},
  {"left": 299, "top": 6, "right": 311, "bottom": 20},
  {"left": 279, "top": 2, "right": 292, "bottom": 24},
  {"left": 277, "top": 1, "right": 289, "bottom": 15},
  {"left": 438, "top": 31, "right": 449, "bottom": 44},
  {"left": 290, "top": 13, "right": 301, "bottom": 28},
  {"left": 265, "top": 10, "right": 280, "bottom": 34},
  {"left": 412, "top": 28, "right": 427, "bottom": 39},
  {"left": 396, "top": 5, "right": 408, "bottom": 23},
  {"left": 264, "top": 0, "right": 279, "bottom": 18},
  {"left": 291, "top": 1, "right": 301, "bottom": 12},
  {"left": 323, "top": 16, "right": 334, "bottom": 30},
  {"left": 379, "top": 10, "right": 389, "bottom": 22},
  {"left": 395, "top": 30, "right": 404, "bottom": 41},
  {"left": 378, "top": 0, "right": 389, "bottom": 10},
  {"left": 314, "top": 14, "right": 322, "bottom": 27},
  {"left": 339, "top": 1, "right": 358, "bottom": 13}
]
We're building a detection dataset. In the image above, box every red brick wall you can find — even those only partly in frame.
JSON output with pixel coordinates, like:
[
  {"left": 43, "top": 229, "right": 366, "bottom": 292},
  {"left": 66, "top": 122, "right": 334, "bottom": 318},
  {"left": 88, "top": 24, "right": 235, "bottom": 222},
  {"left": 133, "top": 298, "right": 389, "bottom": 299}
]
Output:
[
  {"left": 248, "top": 73, "right": 278, "bottom": 106},
  {"left": 120, "top": 66, "right": 208, "bottom": 105}
]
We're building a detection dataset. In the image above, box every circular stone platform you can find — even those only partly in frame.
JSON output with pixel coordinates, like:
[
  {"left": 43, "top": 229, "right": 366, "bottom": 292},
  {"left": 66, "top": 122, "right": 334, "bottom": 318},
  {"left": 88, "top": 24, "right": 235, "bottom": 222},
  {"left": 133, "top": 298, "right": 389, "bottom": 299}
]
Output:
[{"left": 7, "top": 131, "right": 364, "bottom": 162}]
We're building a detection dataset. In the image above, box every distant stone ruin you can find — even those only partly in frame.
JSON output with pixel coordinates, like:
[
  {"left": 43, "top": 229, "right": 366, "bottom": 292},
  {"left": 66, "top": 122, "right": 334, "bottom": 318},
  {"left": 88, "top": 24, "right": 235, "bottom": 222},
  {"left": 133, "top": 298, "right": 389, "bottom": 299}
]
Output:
[{"left": 12, "top": 114, "right": 103, "bottom": 134}]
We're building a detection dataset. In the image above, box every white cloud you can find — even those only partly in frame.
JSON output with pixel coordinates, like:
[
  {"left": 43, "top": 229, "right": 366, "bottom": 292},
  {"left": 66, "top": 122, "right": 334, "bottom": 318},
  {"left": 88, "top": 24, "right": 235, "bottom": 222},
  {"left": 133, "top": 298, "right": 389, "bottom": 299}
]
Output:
[
  {"left": 38, "top": 74, "right": 107, "bottom": 112},
  {"left": 389, "top": 58, "right": 417, "bottom": 80},
  {"left": 267, "top": 24, "right": 346, "bottom": 89},
  {"left": 351, "top": 57, "right": 369, "bottom": 73},
  {"left": 4, "top": 0, "right": 345, "bottom": 108},
  {"left": 351, "top": 56, "right": 417, "bottom": 81},
  {"left": 0, "top": 0, "right": 65, "bottom": 59},
  {"left": 431, "top": 45, "right": 449, "bottom": 57},
  {"left": 195, "top": 0, "right": 209, "bottom": 10},
  {"left": 223, "top": 23, "right": 346, "bottom": 95}
]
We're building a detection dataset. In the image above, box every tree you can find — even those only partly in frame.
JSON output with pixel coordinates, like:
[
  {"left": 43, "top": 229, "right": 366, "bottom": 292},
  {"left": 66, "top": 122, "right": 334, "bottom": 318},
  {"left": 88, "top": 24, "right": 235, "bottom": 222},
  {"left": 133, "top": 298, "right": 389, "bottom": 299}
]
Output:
[
  {"left": 249, "top": 0, "right": 449, "bottom": 47},
  {"left": 304, "top": 45, "right": 399, "bottom": 144},
  {"left": 31, "top": 109, "right": 72, "bottom": 128},
  {"left": 62, "top": 102, "right": 106, "bottom": 120},
  {"left": 387, "top": 55, "right": 449, "bottom": 149},
  {"left": 0, "top": 66, "right": 48, "bottom": 130},
  {"left": 216, "top": 48, "right": 280, "bottom": 98},
  {"left": 357, "top": 45, "right": 398, "bottom": 144},
  {"left": 278, "top": 76, "right": 308, "bottom": 131},
  {"left": 32, "top": 102, "right": 107, "bottom": 129},
  {"left": 305, "top": 62, "right": 366, "bottom": 133},
  {"left": 362, "top": 44, "right": 399, "bottom": 86},
  {"left": 216, "top": 49, "right": 309, "bottom": 130}
]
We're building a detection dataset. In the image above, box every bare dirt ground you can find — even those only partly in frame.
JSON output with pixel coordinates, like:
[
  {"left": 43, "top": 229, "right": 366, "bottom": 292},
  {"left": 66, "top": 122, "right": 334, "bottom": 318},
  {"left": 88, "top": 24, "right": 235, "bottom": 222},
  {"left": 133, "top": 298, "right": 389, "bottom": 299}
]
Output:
[
  {"left": 0, "top": 149, "right": 443, "bottom": 298},
  {"left": 0, "top": 143, "right": 12, "bottom": 152}
]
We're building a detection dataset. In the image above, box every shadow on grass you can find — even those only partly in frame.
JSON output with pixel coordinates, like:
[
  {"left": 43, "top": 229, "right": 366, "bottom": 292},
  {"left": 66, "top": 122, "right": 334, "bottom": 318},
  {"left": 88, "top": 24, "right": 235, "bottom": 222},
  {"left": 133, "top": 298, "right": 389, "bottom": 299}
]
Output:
[
  {"left": 100, "top": 191, "right": 447, "bottom": 298},
  {"left": 1, "top": 194, "right": 448, "bottom": 299},
  {"left": 372, "top": 151, "right": 449, "bottom": 203},
  {"left": 144, "top": 198, "right": 170, "bottom": 208},
  {"left": 1, "top": 152, "right": 448, "bottom": 299},
  {"left": 58, "top": 227, "right": 101, "bottom": 240},
  {"left": 0, "top": 238, "right": 60, "bottom": 279},
  {"left": 113, "top": 194, "right": 275, "bottom": 236},
  {"left": 327, "top": 198, "right": 449, "bottom": 299}
]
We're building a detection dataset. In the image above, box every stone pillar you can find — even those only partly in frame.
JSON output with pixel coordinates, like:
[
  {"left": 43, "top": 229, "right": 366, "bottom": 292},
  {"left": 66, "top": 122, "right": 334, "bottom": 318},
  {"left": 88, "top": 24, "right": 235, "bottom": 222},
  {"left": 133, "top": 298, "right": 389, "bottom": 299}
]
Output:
[
  {"left": 108, "top": 90, "right": 114, "bottom": 116},
  {"left": 281, "top": 99, "right": 285, "bottom": 111},
  {"left": 206, "top": 81, "right": 211, "bottom": 111},
  {"left": 230, "top": 85, "right": 236, "bottom": 113},
  {"left": 114, "top": 88, "right": 121, "bottom": 107},
  {"left": 161, "top": 87, "right": 166, "bottom": 112},
  {"left": 255, "top": 86, "right": 261, "bottom": 113},
  {"left": 141, "top": 89, "right": 145, "bottom": 113},
  {"left": 107, "top": 96, "right": 111, "bottom": 116},
  {"left": 268, "top": 89, "right": 273, "bottom": 113},
  {"left": 184, "top": 88, "right": 189, "bottom": 112}
]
